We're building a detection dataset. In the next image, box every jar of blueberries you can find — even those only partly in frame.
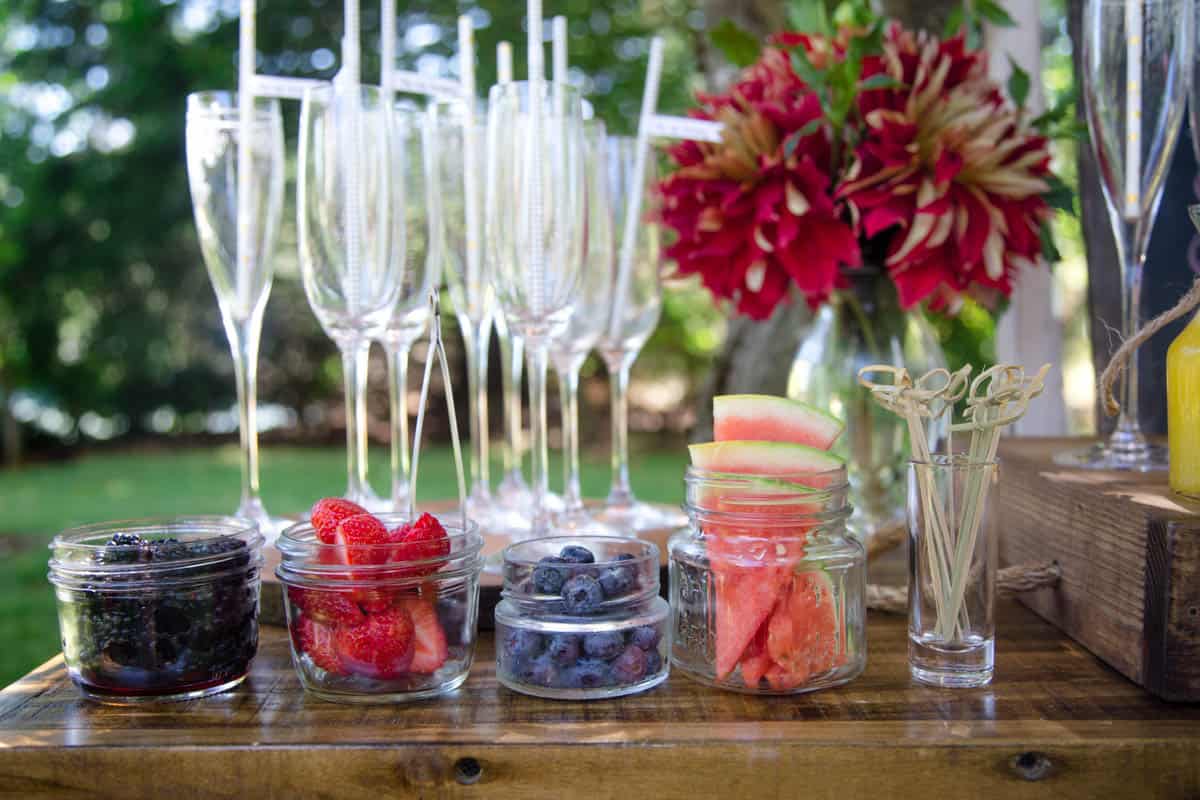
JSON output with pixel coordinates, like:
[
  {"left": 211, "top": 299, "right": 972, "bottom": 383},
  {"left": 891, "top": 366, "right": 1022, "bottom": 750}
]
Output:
[
  {"left": 48, "top": 517, "right": 264, "bottom": 704},
  {"left": 494, "top": 536, "right": 670, "bottom": 699},
  {"left": 276, "top": 511, "right": 483, "bottom": 704}
]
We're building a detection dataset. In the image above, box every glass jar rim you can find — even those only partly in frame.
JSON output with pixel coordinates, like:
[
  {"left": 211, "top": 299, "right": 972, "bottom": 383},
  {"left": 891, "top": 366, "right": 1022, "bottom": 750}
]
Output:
[
  {"left": 48, "top": 515, "right": 264, "bottom": 589},
  {"left": 683, "top": 466, "right": 851, "bottom": 523},
  {"left": 501, "top": 534, "right": 658, "bottom": 569},
  {"left": 276, "top": 513, "right": 484, "bottom": 588}
]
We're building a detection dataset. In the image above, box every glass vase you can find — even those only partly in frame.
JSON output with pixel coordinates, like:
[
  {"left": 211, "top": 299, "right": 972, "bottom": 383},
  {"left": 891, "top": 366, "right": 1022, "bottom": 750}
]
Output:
[
  {"left": 787, "top": 268, "right": 946, "bottom": 540},
  {"left": 907, "top": 456, "right": 997, "bottom": 688}
]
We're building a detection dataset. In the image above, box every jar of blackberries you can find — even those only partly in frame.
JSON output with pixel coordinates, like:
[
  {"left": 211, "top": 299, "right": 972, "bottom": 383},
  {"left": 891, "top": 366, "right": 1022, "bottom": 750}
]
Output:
[
  {"left": 494, "top": 536, "right": 669, "bottom": 699},
  {"left": 48, "top": 516, "right": 264, "bottom": 704}
]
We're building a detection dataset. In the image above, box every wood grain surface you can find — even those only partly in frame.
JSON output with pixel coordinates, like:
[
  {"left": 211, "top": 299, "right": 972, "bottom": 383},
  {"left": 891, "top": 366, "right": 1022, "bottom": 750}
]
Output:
[
  {"left": 1, "top": 602, "right": 1198, "bottom": 799},
  {"left": 995, "top": 437, "right": 1200, "bottom": 701}
]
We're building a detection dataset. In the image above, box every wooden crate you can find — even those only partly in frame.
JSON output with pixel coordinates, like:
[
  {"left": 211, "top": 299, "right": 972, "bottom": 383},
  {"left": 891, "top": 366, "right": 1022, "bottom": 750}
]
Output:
[{"left": 995, "top": 438, "right": 1200, "bottom": 701}]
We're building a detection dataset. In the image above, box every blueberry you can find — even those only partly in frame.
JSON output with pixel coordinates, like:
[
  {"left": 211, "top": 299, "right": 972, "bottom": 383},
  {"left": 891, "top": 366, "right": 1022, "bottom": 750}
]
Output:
[
  {"left": 532, "top": 556, "right": 569, "bottom": 595},
  {"left": 614, "top": 553, "right": 637, "bottom": 563},
  {"left": 518, "top": 654, "right": 558, "bottom": 687},
  {"left": 582, "top": 631, "right": 625, "bottom": 660},
  {"left": 629, "top": 625, "right": 661, "bottom": 651},
  {"left": 610, "top": 645, "right": 648, "bottom": 684},
  {"left": 558, "top": 545, "right": 595, "bottom": 564},
  {"left": 597, "top": 566, "right": 634, "bottom": 599},
  {"left": 644, "top": 648, "right": 663, "bottom": 675},
  {"left": 502, "top": 628, "right": 544, "bottom": 661},
  {"left": 560, "top": 574, "right": 604, "bottom": 615},
  {"left": 545, "top": 634, "right": 581, "bottom": 666},
  {"left": 562, "top": 659, "right": 611, "bottom": 689}
]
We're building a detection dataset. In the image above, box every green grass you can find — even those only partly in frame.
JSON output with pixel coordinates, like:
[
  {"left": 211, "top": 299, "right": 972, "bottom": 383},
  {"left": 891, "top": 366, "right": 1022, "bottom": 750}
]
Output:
[{"left": 0, "top": 442, "right": 688, "bottom": 687}]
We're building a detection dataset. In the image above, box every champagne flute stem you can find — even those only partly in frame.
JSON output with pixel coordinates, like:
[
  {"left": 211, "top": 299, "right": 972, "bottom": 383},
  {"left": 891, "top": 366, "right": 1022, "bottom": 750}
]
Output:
[
  {"left": 226, "top": 311, "right": 266, "bottom": 514},
  {"left": 464, "top": 326, "right": 491, "bottom": 499},
  {"left": 605, "top": 353, "right": 635, "bottom": 507},
  {"left": 340, "top": 339, "right": 372, "bottom": 504},
  {"left": 499, "top": 327, "right": 524, "bottom": 476},
  {"left": 558, "top": 360, "right": 584, "bottom": 513},
  {"left": 528, "top": 341, "right": 551, "bottom": 534},
  {"left": 386, "top": 343, "right": 411, "bottom": 508},
  {"left": 1116, "top": 253, "right": 1145, "bottom": 443}
]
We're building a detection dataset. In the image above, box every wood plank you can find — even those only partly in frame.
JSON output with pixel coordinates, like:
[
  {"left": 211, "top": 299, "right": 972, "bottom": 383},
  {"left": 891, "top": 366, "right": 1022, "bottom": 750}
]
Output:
[
  {"left": 996, "top": 437, "right": 1200, "bottom": 701},
  {"left": 1, "top": 603, "right": 1198, "bottom": 798}
]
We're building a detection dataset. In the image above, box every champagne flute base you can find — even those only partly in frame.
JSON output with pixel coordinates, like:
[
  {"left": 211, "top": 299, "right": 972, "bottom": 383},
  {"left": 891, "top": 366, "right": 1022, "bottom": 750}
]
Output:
[
  {"left": 233, "top": 497, "right": 290, "bottom": 543},
  {"left": 495, "top": 470, "right": 533, "bottom": 508},
  {"left": 1053, "top": 440, "right": 1169, "bottom": 472},
  {"left": 553, "top": 505, "right": 621, "bottom": 535},
  {"left": 595, "top": 499, "right": 686, "bottom": 533}
]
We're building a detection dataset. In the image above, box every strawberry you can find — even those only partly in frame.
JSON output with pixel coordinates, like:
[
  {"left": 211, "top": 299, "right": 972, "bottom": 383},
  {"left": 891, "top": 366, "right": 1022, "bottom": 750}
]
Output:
[
  {"left": 334, "top": 607, "right": 415, "bottom": 679},
  {"left": 293, "top": 616, "right": 344, "bottom": 675},
  {"left": 397, "top": 596, "right": 449, "bottom": 673},
  {"left": 352, "top": 587, "right": 399, "bottom": 613},
  {"left": 310, "top": 497, "right": 368, "bottom": 544},
  {"left": 389, "top": 513, "right": 451, "bottom": 576},
  {"left": 288, "top": 586, "right": 365, "bottom": 627},
  {"left": 333, "top": 513, "right": 389, "bottom": 566}
]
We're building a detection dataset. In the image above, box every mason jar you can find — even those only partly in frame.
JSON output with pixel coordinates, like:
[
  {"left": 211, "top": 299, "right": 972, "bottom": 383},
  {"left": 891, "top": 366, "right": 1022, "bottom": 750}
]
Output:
[
  {"left": 669, "top": 466, "right": 866, "bottom": 694},
  {"left": 48, "top": 516, "right": 264, "bottom": 704},
  {"left": 276, "top": 513, "right": 483, "bottom": 704}
]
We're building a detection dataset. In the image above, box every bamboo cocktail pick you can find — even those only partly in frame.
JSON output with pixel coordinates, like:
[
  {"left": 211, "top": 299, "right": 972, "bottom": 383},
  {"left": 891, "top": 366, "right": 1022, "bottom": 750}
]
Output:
[{"left": 858, "top": 363, "right": 1050, "bottom": 641}]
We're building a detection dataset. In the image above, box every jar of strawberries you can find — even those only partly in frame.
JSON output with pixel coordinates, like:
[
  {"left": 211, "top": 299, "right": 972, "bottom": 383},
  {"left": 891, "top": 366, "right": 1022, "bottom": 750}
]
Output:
[{"left": 276, "top": 499, "right": 483, "bottom": 703}]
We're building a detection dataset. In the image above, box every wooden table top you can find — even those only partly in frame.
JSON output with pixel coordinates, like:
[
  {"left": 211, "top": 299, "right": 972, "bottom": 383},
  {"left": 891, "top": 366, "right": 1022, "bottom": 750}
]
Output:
[{"left": 1, "top": 602, "right": 1198, "bottom": 799}]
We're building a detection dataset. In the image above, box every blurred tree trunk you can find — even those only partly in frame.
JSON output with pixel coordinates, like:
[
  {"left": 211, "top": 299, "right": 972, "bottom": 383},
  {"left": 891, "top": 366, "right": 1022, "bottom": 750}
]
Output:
[
  {"left": 0, "top": 367, "right": 19, "bottom": 467},
  {"left": 692, "top": 0, "right": 959, "bottom": 441}
]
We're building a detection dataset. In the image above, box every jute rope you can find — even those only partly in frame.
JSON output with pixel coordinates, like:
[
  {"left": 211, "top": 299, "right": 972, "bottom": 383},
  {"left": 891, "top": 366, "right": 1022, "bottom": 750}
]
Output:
[
  {"left": 1099, "top": 275, "right": 1200, "bottom": 417},
  {"left": 864, "top": 522, "right": 1061, "bottom": 614}
]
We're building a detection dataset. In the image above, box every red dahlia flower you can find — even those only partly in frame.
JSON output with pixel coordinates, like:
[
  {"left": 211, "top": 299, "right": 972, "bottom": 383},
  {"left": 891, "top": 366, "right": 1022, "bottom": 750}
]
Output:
[
  {"left": 838, "top": 25, "right": 1054, "bottom": 310},
  {"left": 659, "top": 43, "right": 861, "bottom": 320}
]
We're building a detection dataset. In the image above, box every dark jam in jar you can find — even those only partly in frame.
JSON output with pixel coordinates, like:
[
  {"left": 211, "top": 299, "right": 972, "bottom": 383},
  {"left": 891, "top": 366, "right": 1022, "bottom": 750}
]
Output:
[{"left": 49, "top": 517, "right": 263, "bottom": 704}]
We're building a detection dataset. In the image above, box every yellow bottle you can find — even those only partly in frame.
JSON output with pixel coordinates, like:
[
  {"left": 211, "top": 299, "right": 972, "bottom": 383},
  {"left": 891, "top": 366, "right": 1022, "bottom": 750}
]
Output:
[{"left": 1168, "top": 311, "right": 1200, "bottom": 498}]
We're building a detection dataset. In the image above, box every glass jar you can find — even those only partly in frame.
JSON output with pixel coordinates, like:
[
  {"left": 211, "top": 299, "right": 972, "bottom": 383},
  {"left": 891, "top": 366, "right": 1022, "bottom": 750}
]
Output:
[
  {"left": 670, "top": 466, "right": 866, "bottom": 694},
  {"left": 48, "top": 517, "right": 264, "bottom": 704},
  {"left": 276, "top": 513, "right": 483, "bottom": 704},
  {"left": 495, "top": 536, "right": 669, "bottom": 699}
]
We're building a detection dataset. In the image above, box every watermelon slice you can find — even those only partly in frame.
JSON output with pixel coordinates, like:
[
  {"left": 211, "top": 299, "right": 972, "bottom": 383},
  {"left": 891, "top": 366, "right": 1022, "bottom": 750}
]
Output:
[
  {"left": 714, "top": 394, "right": 844, "bottom": 450},
  {"left": 738, "top": 621, "right": 772, "bottom": 688},
  {"left": 765, "top": 570, "right": 842, "bottom": 687},
  {"left": 689, "top": 440, "right": 843, "bottom": 477}
]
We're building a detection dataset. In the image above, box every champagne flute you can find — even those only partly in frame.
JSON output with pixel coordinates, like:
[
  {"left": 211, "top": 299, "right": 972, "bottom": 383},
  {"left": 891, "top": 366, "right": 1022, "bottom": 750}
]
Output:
[
  {"left": 298, "top": 83, "right": 399, "bottom": 505},
  {"left": 429, "top": 99, "right": 497, "bottom": 522},
  {"left": 486, "top": 79, "right": 586, "bottom": 536},
  {"left": 594, "top": 135, "right": 683, "bottom": 531},
  {"left": 1057, "top": 0, "right": 1190, "bottom": 470},
  {"left": 494, "top": 310, "right": 532, "bottom": 507},
  {"left": 552, "top": 120, "right": 618, "bottom": 534},
  {"left": 185, "top": 91, "right": 285, "bottom": 538},
  {"left": 379, "top": 100, "right": 441, "bottom": 511}
]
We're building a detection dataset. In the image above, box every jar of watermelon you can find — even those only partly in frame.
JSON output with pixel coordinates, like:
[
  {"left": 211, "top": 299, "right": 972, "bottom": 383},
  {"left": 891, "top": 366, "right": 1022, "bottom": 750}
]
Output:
[{"left": 669, "top": 463, "right": 866, "bottom": 694}]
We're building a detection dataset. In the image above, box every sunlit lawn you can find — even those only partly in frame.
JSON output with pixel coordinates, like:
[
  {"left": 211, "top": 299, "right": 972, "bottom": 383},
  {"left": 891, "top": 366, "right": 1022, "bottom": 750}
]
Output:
[{"left": 0, "top": 441, "right": 688, "bottom": 687}]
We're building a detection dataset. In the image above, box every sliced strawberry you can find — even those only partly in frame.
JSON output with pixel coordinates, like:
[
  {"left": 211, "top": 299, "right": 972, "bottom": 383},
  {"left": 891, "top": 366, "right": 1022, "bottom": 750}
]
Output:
[
  {"left": 293, "top": 616, "right": 344, "bottom": 675},
  {"left": 288, "top": 586, "right": 365, "bottom": 627},
  {"left": 389, "top": 513, "right": 450, "bottom": 576},
  {"left": 397, "top": 596, "right": 449, "bottom": 673},
  {"left": 334, "top": 606, "right": 415, "bottom": 679},
  {"left": 352, "top": 587, "right": 399, "bottom": 613},
  {"left": 310, "top": 498, "right": 368, "bottom": 544},
  {"left": 333, "top": 513, "right": 389, "bottom": 566}
]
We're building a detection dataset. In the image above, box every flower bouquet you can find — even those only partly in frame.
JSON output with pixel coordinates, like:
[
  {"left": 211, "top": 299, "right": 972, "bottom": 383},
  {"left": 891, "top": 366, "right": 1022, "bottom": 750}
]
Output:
[{"left": 658, "top": 1, "right": 1074, "bottom": 533}]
